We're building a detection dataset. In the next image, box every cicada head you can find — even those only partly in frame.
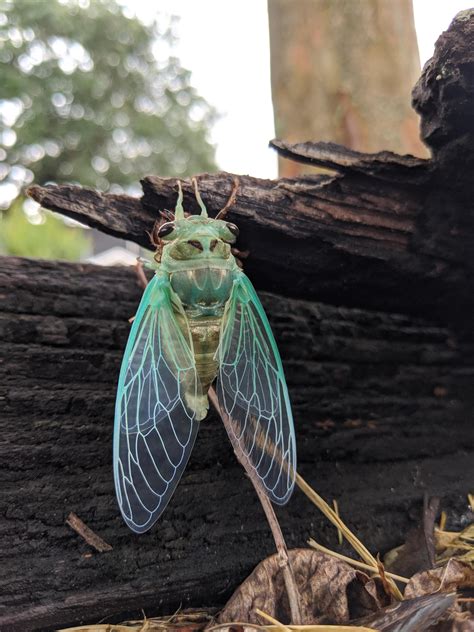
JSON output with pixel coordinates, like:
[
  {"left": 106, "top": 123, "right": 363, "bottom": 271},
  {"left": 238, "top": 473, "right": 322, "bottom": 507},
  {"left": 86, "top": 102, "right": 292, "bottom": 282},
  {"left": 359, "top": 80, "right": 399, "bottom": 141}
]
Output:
[{"left": 157, "top": 180, "right": 239, "bottom": 264}]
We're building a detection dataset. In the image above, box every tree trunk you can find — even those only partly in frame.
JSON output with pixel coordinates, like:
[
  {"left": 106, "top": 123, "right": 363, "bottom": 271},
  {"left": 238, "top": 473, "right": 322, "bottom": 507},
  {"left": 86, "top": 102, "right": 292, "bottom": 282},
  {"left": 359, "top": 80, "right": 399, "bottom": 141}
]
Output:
[
  {"left": 268, "top": 0, "right": 428, "bottom": 177},
  {"left": 1, "top": 9, "right": 473, "bottom": 632}
]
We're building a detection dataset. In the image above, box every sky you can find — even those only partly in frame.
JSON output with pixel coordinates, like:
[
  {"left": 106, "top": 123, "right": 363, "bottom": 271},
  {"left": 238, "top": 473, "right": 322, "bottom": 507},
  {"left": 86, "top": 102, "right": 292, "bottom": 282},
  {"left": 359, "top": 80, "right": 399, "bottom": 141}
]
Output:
[{"left": 128, "top": 0, "right": 473, "bottom": 180}]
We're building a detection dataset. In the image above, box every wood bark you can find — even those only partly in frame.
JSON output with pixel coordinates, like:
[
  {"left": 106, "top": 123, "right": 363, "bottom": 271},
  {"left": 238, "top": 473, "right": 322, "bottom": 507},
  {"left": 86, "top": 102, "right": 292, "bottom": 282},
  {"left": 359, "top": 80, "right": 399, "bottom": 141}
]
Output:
[
  {"left": 1, "top": 9, "right": 473, "bottom": 632},
  {"left": 267, "top": 0, "right": 428, "bottom": 177},
  {"left": 1, "top": 256, "right": 473, "bottom": 632}
]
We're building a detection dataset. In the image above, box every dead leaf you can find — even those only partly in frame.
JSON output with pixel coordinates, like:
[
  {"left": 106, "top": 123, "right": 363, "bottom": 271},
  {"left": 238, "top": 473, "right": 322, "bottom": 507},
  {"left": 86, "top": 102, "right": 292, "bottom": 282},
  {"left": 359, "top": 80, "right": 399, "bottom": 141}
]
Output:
[
  {"left": 217, "top": 549, "right": 387, "bottom": 626},
  {"left": 384, "top": 496, "right": 439, "bottom": 578},
  {"left": 433, "top": 611, "right": 474, "bottom": 632},
  {"left": 405, "top": 559, "right": 474, "bottom": 598},
  {"left": 354, "top": 592, "right": 456, "bottom": 631}
]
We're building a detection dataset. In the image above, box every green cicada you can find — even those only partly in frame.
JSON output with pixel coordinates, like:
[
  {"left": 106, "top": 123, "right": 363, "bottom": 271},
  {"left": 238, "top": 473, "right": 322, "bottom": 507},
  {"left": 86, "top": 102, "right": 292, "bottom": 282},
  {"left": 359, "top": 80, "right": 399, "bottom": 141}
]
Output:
[{"left": 114, "top": 180, "right": 296, "bottom": 533}]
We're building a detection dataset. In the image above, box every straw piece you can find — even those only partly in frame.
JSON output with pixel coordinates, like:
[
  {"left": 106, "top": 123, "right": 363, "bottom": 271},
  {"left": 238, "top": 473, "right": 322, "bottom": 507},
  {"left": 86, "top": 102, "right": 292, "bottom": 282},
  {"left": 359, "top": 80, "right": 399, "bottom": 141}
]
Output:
[
  {"left": 308, "top": 538, "right": 409, "bottom": 583},
  {"left": 257, "top": 610, "right": 292, "bottom": 632},
  {"left": 255, "top": 610, "right": 377, "bottom": 632},
  {"left": 439, "top": 510, "right": 447, "bottom": 531},
  {"left": 333, "top": 500, "right": 343, "bottom": 546}
]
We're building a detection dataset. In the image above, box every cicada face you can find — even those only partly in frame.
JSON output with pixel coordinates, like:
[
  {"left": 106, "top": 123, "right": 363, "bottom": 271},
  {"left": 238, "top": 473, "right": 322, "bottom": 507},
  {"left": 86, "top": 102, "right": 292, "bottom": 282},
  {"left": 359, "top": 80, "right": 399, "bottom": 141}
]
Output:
[{"left": 158, "top": 216, "right": 239, "bottom": 263}]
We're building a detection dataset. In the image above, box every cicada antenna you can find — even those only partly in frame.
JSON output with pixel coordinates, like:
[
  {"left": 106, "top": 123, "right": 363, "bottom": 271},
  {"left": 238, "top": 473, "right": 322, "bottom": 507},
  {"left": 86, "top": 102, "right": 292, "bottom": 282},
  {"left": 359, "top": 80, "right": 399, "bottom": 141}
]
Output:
[
  {"left": 192, "top": 177, "right": 208, "bottom": 218},
  {"left": 215, "top": 176, "right": 239, "bottom": 220},
  {"left": 174, "top": 180, "right": 185, "bottom": 220}
]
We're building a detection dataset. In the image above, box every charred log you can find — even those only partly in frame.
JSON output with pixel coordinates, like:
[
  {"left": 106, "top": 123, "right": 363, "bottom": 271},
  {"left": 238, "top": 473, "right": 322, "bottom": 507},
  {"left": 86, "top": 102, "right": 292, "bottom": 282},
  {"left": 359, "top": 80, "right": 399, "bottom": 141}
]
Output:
[{"left": 0, "top": 257, "right": 473, "bottom": 631}]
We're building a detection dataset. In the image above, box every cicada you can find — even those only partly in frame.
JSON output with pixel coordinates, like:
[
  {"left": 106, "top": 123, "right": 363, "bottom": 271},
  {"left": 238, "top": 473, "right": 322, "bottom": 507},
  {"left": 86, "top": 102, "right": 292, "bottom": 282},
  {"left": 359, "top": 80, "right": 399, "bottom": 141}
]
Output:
[{"left": 114, "top": 179, "right": 296, "bottom": 533}]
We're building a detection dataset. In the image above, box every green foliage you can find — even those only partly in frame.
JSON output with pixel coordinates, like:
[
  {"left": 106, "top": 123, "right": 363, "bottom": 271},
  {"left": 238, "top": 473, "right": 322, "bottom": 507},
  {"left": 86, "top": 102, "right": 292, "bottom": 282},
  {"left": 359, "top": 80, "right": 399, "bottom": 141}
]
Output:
[
  {"left": 0, "top": 197, "right": 91, "bottom": 260},
  {"left": 0, "top": 0, "right": 217, "bottom": 192},
  {"left": 0, "top": 0, "right": 217, "bottom": 258}
]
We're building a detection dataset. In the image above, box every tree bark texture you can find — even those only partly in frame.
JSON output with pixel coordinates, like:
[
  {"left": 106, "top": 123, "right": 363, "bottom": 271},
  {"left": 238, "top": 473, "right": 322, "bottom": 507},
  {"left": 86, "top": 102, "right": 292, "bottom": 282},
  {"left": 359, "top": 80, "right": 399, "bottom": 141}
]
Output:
[
  {"left": 268, "top": 0, "right": 428, "bottom": 177},
  {"left": 1, "top": 9, "right": 473, "bottom": 632},
  {"left": 1, "top": 256, "right": 473, "bottom": 632}
]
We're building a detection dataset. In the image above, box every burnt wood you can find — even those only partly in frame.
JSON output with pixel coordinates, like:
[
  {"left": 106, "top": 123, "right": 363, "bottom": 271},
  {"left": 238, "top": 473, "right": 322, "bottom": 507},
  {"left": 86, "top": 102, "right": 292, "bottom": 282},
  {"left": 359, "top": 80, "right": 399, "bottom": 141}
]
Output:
[
  {"left": 412, "top": 9, "right": 474, "bottom": 188},
  {"left": 1, "top": 256, "right": 473, "bottom": 632}
]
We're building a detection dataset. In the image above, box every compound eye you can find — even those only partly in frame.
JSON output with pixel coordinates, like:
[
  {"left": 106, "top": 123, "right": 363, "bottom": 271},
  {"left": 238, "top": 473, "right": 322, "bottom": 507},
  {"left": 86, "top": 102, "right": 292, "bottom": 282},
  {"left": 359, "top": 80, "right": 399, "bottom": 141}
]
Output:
[
  {"left": 226, "top": 223, "right": 239, "bottom": 237},
  {"left": 158, "top": 222, "right": 175, "bottom": 238}
]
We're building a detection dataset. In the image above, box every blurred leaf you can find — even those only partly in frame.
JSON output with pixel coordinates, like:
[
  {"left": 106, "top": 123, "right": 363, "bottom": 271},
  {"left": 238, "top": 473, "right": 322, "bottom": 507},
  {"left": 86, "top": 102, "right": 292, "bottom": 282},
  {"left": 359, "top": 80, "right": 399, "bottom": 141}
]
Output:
[{"left": 0, "top": 197, "right": 91, "bottom": 260}]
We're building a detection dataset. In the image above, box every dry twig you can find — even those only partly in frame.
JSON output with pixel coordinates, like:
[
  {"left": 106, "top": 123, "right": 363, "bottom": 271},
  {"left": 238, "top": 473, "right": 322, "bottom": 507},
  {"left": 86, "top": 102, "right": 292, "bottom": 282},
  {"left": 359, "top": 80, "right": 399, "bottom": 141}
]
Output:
[
  {"left": 65, "top": 512, "right": 112, "bottom": 553},
  {"left": 208, "top": 387, "right": 302, "bottom": 625}
]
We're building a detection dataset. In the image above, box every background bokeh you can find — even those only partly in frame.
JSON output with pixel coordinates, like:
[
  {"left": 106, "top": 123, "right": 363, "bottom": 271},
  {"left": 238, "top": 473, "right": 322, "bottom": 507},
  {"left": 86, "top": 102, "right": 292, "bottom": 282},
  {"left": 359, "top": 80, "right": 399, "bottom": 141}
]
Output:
[{"left": 0, "top": 0, "right": 471, "bottom": 261}]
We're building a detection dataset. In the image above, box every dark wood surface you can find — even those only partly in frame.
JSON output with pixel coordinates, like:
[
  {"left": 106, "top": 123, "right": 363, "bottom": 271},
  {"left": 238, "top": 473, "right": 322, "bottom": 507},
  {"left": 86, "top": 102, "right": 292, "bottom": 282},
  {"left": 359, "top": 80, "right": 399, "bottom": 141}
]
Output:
[{"left": 1, "top": 257, "right": 473, "bottom": 631}]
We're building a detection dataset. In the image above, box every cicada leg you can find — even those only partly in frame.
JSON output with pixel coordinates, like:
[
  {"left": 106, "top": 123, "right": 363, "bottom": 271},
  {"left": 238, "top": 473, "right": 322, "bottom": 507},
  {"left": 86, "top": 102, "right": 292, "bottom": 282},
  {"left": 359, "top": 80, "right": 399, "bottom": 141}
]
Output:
[
  {"left": 135, "top": 258, "right": 149, "bottom": 290},
  {"left": 231, "top": 247, "right": 250, "bottom": 269}
]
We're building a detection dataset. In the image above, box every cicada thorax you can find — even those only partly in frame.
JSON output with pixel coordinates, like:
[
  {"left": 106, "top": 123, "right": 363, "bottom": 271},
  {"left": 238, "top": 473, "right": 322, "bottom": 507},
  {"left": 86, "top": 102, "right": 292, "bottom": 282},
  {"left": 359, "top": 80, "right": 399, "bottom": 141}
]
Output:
[
  {"left": 154, "top": 190, "right": 241, "bottom": 401},
  {"left": 171, "top": 267, "right": 234, "bottom": 393}
]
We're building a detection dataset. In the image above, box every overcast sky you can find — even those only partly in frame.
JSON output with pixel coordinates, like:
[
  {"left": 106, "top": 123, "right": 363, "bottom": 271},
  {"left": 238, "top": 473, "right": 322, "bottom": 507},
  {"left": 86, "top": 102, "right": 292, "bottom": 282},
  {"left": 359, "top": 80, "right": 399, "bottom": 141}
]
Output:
[{"left": 128, "top": 0, "right": 473, "bottom": 179}]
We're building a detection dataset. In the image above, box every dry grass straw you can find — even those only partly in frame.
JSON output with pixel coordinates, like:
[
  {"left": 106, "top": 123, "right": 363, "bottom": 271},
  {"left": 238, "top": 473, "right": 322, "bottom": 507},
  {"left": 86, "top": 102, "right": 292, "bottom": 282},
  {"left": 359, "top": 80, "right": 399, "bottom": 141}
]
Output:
[
  {"left": 64, "top": 618, "right": 380, "bottom": 632},
  {"left": 332, "top": 500, "right": 343, "bottom": 546},
  {"left": 58, "top": 611, "right": 212, "bottom": 632},
  {"left": 307, "top": 538, "right": 408, "bottom": 584},
  {"left": 435, "top": 522, "right": 474, "bottom": 566},
  {"left": 295, "top": 474, "right": 404, "bottom": 600},
  {"left": 255, "top": 609, "right": 377, "bottom": 632},
  {"left": 58, "top": 626, "right": 143, "bottom": 631}
]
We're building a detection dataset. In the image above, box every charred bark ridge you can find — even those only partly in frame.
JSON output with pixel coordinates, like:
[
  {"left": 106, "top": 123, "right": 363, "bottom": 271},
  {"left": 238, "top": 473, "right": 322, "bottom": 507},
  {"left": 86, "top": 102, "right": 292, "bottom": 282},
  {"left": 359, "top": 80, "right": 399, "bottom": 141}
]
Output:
[{"left": 1, "top": 11, "right": 473, "bottom": 632}]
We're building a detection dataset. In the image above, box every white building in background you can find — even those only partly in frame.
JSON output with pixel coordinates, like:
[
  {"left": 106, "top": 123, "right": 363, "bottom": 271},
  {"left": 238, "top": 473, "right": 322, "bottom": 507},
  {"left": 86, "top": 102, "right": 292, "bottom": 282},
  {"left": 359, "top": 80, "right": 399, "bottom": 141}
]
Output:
[{"left": 87, "top": 246, "right": 138, "bottom": 266}]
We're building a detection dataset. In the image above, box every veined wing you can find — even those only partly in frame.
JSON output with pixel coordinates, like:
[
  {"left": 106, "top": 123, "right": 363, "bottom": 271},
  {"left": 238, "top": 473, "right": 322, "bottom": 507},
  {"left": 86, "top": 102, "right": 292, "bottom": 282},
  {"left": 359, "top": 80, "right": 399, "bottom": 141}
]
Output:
[
  {"left": 216, "top": 272, "right": 296, "bottom": 504},
  {"left": 114, "top": 274, "right": 201, "bottom": 533}
]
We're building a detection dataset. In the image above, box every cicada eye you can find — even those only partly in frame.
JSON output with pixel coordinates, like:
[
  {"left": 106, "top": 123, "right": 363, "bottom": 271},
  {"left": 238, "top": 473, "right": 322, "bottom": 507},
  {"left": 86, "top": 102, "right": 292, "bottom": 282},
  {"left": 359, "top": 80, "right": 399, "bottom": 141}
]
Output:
[
  {"left": 226, "top": 223, "right": 239, "bottom": 237},
  {"left": 158, "top": 222, "right": 175, "bottom": 238}
]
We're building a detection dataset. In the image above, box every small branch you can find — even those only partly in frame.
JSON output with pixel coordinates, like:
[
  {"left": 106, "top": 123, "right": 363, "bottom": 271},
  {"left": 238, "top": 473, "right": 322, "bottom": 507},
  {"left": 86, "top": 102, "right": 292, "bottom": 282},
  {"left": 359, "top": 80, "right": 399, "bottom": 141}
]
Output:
[
  {"left": 208, "top": 387, "right": 302, "bottom": 625},
  {"left": 66, "top": 512, "right": 113, "bottom": 553}
]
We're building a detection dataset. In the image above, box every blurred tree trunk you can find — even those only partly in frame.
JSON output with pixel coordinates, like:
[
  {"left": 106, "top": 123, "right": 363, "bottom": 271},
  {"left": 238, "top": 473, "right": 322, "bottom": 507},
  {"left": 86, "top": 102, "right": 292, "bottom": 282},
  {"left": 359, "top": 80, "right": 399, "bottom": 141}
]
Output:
[{"left": 268, "top": 0, "right": 429, "bottom": 177}]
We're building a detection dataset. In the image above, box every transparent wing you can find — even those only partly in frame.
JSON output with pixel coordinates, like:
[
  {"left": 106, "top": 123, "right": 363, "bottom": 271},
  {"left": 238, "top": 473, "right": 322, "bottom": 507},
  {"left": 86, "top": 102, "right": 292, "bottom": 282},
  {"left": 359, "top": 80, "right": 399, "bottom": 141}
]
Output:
[
  {"left": 216, "top": 272, "right": 296, "bottom": 504},
  {"left": 114, "top": 275, "right": 200, "bottom": 533}
]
